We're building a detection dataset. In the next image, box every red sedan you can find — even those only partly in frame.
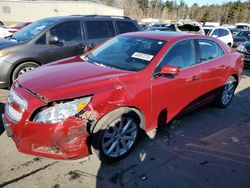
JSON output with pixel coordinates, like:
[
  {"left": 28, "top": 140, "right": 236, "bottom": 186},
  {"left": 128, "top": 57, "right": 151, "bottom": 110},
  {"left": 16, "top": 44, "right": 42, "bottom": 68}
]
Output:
[
  {"left": 5, "top": 22, "right": 31, "bottom": 34},
  {"left": 2, "top": 32, "right": 244, "bottom": 162}
]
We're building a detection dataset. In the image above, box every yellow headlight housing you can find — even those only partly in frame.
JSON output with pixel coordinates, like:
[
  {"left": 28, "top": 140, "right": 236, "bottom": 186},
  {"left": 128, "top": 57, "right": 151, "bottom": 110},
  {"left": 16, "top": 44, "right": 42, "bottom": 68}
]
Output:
[{"left": 0, "top": 49, "right": 9, "bottom": 57}]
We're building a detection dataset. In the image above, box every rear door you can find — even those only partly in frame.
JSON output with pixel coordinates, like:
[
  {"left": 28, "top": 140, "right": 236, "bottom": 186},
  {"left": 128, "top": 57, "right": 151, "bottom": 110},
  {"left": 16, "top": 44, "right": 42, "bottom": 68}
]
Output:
[
  {"left": 45, "top": 20, "right": 85, "bottom": 63},
  {"left": 84, "top": 20, "right": 116, "bottom": 51},
  {"left": 151, "top": 39, "right": 202, "bottom": 122},
  {"left": 196, "top": 39, "right": 227, "bottom": 96}
]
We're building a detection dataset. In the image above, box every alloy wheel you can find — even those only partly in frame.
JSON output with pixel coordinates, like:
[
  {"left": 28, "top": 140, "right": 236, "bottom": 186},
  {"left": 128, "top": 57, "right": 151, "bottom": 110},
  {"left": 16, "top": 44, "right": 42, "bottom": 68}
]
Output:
[
  {"left": 222, "top": 81, "right": 235, "bottom": 106},
  {"left": 101, "top": 117, "right": 138, "bottom": 158}
]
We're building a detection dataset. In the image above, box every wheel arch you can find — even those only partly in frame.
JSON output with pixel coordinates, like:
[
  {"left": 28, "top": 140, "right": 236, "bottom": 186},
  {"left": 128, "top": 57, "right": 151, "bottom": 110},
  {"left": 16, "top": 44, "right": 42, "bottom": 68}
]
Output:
[
  {"left": 10, "top": 59, "right": 41, "bottom": 83},
  {"left": 90, "top": 106, "right": 145, "bottom": 134},
  {"left": 231, "top": 73, "right": 239, "bottom": 85}
]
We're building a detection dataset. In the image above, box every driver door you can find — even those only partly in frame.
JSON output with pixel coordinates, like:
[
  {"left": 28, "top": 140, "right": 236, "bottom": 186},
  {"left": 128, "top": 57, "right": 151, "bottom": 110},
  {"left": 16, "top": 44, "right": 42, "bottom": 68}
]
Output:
[
  {"left": 44, "top": 20, "right": 85, "bottom": 64},
  {"left": 151, "top": 39, "right": 201, "bottom": 123}
]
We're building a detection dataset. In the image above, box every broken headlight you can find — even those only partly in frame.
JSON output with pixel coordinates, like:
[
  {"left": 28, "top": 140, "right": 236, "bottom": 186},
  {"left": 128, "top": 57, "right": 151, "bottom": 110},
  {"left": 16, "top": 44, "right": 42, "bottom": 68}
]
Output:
[{"left": 34, "top": 96, "right": 92, "bottom": 123}]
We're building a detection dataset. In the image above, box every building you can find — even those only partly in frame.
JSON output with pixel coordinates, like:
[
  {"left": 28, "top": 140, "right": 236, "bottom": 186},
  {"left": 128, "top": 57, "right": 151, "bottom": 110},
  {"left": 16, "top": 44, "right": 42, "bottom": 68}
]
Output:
[{"left": 0, "top": 0, "right": 124, "bottom": 24}]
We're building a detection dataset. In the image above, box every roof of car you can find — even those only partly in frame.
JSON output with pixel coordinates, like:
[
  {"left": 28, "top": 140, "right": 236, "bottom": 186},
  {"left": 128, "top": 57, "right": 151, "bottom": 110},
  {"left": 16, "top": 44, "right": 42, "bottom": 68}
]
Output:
[
  {"left": 122, "top": 31, "right": 199, "bottom": 41},
  {"left": 40, "top": 15, "right": 135, "bottom": 22}
]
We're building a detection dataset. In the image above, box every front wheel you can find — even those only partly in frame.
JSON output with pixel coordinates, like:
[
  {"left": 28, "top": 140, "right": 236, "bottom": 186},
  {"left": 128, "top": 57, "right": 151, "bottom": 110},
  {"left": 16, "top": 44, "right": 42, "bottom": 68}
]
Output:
[
  {"left": 91, "top": 109, "right": 140, "bottom": 163},
  {"left": 12, "top": 62, "right": 39, "bottom": 82},
  {"left": 216, "top": 76, "right": 237, "bottom": 108}
]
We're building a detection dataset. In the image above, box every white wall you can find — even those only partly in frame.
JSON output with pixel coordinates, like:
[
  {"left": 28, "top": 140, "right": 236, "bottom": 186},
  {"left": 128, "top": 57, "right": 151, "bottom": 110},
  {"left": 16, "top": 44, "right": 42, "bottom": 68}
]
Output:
[{"left": 0, "top": 0, "right": 124, "bottom": 23}]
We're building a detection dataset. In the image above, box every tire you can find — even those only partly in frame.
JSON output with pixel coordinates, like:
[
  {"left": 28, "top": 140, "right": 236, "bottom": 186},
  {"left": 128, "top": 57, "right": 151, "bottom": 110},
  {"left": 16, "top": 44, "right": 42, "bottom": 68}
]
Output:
[
  {"left": 216, "top": 76, "right": 237, "bottom": 108},
  {"left": 91, "top": 108, "right": 140, "bottom": 163},
  {"left": 12, "top": 62, "right": 39, "bottom": 82}
]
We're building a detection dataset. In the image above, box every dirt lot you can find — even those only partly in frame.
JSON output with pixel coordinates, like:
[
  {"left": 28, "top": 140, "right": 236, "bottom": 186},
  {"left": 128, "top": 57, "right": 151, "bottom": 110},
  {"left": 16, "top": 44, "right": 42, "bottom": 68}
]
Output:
[{"left": 0, "top": 70, "right": 250, "bottom": 188}]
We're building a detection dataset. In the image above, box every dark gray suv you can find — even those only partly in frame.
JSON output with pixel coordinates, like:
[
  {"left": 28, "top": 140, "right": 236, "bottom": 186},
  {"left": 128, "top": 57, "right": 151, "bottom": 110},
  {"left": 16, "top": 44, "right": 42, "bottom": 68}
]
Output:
[{"left": 0, "top": 15, "right": 140, "bottom": 88}]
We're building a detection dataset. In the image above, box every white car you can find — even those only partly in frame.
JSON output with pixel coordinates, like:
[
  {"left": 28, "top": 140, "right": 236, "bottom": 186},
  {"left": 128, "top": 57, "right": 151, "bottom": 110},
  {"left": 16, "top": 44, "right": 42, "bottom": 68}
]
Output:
[
  {"left": 207, "top": 27, "right": 233, "bottom": 47},
  {"left": 0, "top": 26, "right": 12, "bottom": 38}
]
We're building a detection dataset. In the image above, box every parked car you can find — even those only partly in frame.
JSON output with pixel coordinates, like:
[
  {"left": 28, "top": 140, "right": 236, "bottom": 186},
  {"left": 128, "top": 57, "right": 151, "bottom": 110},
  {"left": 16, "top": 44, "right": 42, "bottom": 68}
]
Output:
[
  {"left": 5, "top": 22, "right": 32, "bottom": 34},
  {"left": 0, "top": 26, "right": 12, "bottom": 38},
  {"left": 0, "top": 15, "right": 140, "bottom": 88},
  {"left": 206, "top": 27, "right": 234, "bottom": 47},
  {"left": 233, "top": 30, "right": 250, "bottom": 48},
  {"left": 2, "top": 32, "right": 244, "bottom": 162},
  {"left": 229, "top": 28, "right": 240, "bottom": 36},
  {"left": 237, "top": 42, "right": 250, "bottom": 67},
  {"left": 236, "top": 23, "right": 250, "bottom": 31},
  {"left": 171, "top": 20, "right": 205, "bottom": 35},
  {"left": 146, "top": 25, "right": 175, "bottom": 32}
]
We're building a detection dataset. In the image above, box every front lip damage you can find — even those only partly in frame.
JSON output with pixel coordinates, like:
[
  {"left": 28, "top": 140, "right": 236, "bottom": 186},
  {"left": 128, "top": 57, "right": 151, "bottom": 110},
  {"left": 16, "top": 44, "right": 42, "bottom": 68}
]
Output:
[
  {"left": 8, "top": 115, "right": 92, "bottom": 160},
  {"left": 6, "top": 83, "right": 100, "bottom": 160}
]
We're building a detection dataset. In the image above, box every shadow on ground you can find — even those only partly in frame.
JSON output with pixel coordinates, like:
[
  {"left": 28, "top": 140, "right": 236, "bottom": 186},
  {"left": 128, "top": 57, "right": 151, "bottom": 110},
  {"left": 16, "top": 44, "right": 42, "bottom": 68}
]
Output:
[{"left": 93, "top": 80, "right": 250, "bottom": 187}]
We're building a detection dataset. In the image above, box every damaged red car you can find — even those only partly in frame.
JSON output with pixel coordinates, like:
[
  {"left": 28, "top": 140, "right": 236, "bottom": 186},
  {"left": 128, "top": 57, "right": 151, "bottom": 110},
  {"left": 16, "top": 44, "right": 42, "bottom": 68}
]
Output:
[{"left": 2, "top": 32, "right": 244, "bottom": 162}]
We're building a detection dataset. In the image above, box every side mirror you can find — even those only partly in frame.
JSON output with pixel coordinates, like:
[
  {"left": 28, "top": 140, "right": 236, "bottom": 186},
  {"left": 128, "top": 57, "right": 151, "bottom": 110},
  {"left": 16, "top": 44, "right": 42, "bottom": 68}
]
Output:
[
  {"left": 154, "top": 65, "right": 180, "bottom": 78},
  {"left": 48, "top": 35, "right": 59, "bottom": 44},
  {"left": 212, "top": 35, "right": 218, "bottom": 38}
]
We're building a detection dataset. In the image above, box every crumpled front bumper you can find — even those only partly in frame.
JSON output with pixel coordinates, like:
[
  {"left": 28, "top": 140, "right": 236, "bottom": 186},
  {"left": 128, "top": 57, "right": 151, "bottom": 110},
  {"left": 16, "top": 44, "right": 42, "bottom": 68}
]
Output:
[
  {"left": 3, "top": 113, "right": 90, "bottom": 160},
  {"left": 3, "top": 83, "right": 91, "bottom": 160}
]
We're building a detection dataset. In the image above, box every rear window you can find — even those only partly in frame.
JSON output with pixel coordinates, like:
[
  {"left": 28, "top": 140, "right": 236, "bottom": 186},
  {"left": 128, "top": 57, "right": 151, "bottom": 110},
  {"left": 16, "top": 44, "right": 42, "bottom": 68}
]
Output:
[
  {"left": 198, "top": 39, "right": 224, "bottom": 62},
  {"left": 116, "top": 21, "right": 138, "bottom": 34},
  {"left": 86, "top": 21, "right": 115, "bottom": 39}
]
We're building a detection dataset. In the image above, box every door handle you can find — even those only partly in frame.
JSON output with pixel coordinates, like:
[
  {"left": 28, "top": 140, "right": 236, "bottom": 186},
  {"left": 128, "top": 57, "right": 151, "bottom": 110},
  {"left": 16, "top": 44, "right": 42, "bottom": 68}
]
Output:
[{"left": 191, "top": 75, "right": 200, "bottom": 81}]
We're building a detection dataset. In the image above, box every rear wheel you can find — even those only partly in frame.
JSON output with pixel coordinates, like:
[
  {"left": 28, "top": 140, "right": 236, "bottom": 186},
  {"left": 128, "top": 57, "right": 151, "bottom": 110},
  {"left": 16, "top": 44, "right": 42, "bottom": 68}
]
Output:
[
  {"left": 91, "top": 109, "right": 140, "bottom": 163},
  {"left": 12, "top": 62, "right": 39, "bottom": 82},
  {"left": 216, "top": 76, "right": 237, "bottom": 108}
]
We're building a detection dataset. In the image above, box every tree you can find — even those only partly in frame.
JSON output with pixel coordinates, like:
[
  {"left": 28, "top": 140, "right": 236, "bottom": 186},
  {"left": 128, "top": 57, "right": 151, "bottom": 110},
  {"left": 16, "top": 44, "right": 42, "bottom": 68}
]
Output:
[{"left": 137, "top": 0, "right": 148, "bottom": 15}]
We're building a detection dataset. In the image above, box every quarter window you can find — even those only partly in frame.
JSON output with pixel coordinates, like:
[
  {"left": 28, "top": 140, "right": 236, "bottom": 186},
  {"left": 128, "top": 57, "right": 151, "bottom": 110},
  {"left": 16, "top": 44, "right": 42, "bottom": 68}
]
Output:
[
  {"left": 198, "top": 39, "right": 224, "bottom": 62},
  {"left": 160, "top": 40, "right": 196, "bottom": 69},
  {"left": 116, "top": 21, "right": 138, "bottom": 34},
  {"left": 50, "top": 21, "right": 82, "bottom": 43},
  {"left": 211, "top": 29, "right": 219, "bottom": 37},
  {"left": 86, "top": 21, "right": 115, "bottom": 39}
]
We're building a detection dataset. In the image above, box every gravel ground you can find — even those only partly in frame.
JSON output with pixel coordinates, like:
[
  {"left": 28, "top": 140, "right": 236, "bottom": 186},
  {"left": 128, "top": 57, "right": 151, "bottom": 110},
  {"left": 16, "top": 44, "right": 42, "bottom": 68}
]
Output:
[{"left": 0, "top": 70, "right": 250, "bottom": 188}]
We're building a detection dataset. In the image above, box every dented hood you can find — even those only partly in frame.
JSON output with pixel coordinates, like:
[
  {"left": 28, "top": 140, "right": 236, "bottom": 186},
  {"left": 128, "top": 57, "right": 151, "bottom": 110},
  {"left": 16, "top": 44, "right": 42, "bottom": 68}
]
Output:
[{"left": 18, "top": 59, "right": 131, "bottom": 101}]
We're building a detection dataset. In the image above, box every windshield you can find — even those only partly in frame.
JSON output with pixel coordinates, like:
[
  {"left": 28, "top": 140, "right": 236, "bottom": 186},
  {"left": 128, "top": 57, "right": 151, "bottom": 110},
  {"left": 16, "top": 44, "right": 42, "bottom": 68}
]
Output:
[
  {"left": 87, "top": 36, "right": 166, "bottom": 72},
  {"left": 236, "top": 25, "right": 249, "bottom": 30},
  {"left": 236, "top": 31, "right": 250, "bottom": 37},
  {"left": 10, "top": 19, "right": 56, "bottom": 42}
]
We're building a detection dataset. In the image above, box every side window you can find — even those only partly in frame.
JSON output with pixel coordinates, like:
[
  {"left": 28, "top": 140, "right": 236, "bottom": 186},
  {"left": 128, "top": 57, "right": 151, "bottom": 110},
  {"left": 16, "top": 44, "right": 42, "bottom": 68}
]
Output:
[
  {"left": 116, "top": 21, "right": 138, "bottom": 34},
  {"left": 49, "top": 21, "right": 82, "bottom": 43},
  {"left": 219, "top": 29, "right": 228, "bottom": 37},
  {"left": 198, "top": 39, "right": 225, "bottom": 62},
  {"left": 36, "top": 34, "right": 46, "bottom": 44},
  {"left": 160, "top": 40, "right": 196, "bottom": 69},
  {"left": 85, "top": 21, "right": 115, "bottom": 39},
  {"left": 212, "top": 29, "right": 219, "bottom": 36},
  {"left": 224, "top": 29, "right": 229, "bottom": 36}
]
